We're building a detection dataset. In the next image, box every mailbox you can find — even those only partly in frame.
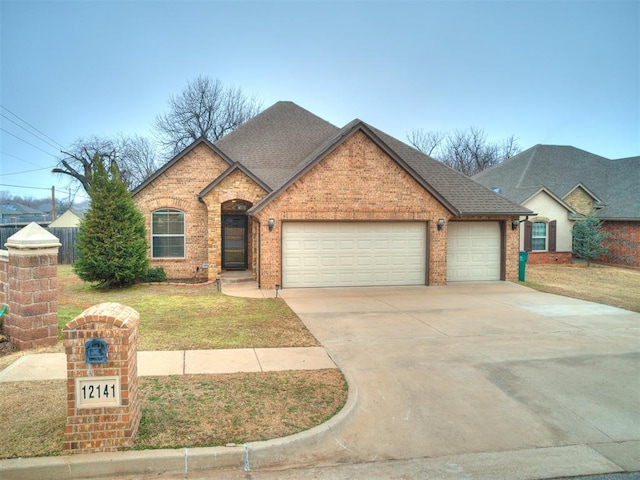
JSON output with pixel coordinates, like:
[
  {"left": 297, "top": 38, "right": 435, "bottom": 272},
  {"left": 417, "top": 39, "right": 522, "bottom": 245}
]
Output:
[{"left": 85, "top": 338, "right": 108, "bottom": 364}]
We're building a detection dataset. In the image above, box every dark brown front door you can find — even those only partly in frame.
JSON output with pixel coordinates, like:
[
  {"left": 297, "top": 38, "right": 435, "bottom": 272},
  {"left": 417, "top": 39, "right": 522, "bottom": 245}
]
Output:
[{"left": 222, "top": 215, "right": 248, "bottom": 270}]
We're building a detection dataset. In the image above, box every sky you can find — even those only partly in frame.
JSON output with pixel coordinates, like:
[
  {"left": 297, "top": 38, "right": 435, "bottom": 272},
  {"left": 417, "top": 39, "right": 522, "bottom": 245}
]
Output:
[{"left": 1, "top": 0, "right": 638, "bottom": 205}]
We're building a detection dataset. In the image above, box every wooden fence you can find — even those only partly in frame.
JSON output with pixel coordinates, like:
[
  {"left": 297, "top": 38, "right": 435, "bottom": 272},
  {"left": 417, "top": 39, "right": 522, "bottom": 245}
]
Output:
[{"left": 0, "top": 226, "right": 79, "bottom": 265}]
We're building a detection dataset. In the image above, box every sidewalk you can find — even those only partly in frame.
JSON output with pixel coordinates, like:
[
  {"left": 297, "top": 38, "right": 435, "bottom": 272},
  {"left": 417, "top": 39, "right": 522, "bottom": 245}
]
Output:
[
  {"left": 0, "top": 280, "right": 333, "bottom": 383},
  {"left": 0, "top": 347, "right": 336, "bottom": 382}
]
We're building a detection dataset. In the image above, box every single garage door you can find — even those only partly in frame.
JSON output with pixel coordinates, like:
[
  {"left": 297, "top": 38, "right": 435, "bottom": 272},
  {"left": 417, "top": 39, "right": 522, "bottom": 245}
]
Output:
[
  {"left": 447, "top": 221, "right": 501, "bottom": 281},
  {"left": 283, "top": 222, "right": 426, "bottom": 287}
]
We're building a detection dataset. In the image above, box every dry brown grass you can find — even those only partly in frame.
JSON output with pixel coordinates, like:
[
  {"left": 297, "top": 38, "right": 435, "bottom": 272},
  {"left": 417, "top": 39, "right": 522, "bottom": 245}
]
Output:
[
  {"left": 525, "top": 262, "right": 640, "bottom": 312},
  {"left": 136, "top": 370, "right": 347, "bottom": 449},
  {"left": 56, "top": 266, "right": 319, "bottom": 351},
  {"left": 0, "top": 267, "right": 347, "bottom": 460},
  {"left": 0, "top": 371, "right": 347, "bottom": 459},
  {"left": 0, "top": 380, "right": 65, "bottom": 458}
]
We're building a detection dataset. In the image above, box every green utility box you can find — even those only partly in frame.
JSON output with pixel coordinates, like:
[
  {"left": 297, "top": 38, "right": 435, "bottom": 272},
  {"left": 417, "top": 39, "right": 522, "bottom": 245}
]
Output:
[{"left": 518, "top": 251, "right": 529, "bottom": 282}]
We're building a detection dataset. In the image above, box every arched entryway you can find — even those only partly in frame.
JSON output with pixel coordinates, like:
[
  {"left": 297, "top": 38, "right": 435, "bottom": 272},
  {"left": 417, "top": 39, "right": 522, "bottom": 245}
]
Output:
[{"left": 221, "top": 200, "right": 252, "bottom": 270}]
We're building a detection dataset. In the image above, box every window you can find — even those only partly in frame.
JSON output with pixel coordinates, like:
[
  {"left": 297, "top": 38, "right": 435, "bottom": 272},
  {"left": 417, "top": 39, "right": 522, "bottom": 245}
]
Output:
[
  {"left": 531, "top": 221, "right": 547, "bottom": 251},
  {"left": 152, "top": 209, "right": 185, "bottom": 258}
]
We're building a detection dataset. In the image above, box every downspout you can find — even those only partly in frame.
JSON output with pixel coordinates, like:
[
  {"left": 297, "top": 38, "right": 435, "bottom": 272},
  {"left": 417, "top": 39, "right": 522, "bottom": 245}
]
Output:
[{"left": 252, "top": 214, "right": 261, "bottom": 289}]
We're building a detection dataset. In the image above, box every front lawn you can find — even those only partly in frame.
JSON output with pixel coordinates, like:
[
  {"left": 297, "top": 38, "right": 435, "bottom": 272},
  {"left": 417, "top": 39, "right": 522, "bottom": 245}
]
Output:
[
  {"left": 524, "top": 262, "right": 640, "bottom": 313},
  {"left": 57, "top": 265, "right": 319, "bottom": 350},
  {"left": 0, "top": 266, "right": 347, "bottom": 460}
]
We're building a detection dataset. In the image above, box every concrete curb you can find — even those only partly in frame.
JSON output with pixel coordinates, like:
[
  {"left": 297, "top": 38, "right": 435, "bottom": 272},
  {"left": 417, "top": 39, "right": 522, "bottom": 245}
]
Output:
[{"left": 0, "top": 371, "right": 359, "bottom": 480}]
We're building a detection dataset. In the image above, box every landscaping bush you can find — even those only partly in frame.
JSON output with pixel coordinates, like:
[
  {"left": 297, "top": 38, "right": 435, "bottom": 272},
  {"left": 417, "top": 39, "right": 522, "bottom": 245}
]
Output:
[
  {"left": 73, "top": 156, "right": 149, "bottom": 288},
  {"left": 141, "top": 267, "right": 167, "bottom": 283}
]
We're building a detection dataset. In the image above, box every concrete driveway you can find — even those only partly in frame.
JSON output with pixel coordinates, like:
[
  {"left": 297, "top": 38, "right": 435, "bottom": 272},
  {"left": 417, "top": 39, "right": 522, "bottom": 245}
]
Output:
[{"left": 278, "top": 281, "right": 640, "bottom": 478}]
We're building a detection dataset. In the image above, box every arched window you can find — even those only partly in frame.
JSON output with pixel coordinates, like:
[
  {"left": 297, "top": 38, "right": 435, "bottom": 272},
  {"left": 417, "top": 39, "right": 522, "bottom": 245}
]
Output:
[{"left": 151, "top": 209, "right": 185, "bottom": 258}]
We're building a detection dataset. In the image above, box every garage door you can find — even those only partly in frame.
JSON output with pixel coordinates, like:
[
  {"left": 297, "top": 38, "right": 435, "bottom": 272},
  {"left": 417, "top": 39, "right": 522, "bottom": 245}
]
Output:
[
  {"left": 447, "top": 222, "right": 501, "bottom": 281},
  {"left": 283, "top": 222, "right": 426, "bottom": 287}
]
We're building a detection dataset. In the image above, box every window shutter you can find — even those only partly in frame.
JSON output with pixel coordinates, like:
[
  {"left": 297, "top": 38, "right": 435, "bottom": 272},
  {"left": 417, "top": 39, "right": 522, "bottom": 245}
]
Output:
[
  {"left": 524, "top": 221, "right": 532, "bottom": 251},
  {"left": 549, "top": 220, "right": 557, "bottom": 252}
]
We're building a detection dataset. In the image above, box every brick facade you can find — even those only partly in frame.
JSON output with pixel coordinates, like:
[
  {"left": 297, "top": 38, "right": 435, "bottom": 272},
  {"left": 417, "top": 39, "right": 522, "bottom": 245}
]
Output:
[
  {"left": 526, "top": 251, "right": 573, "bottom": 265},
  {"left": 253, "top": 131, "right": 520, "bottom": 288},
  {"left": 63, "top": 302, "right": 141, "bottom": 454},
  {"left": 600, "top": 221, "right": 640, "bottom": 268},
  {"left": 199, "top": 168, "right": 268, "bottom": 280},
  {"left": 134, "top": 131, "right": 521, "bottom": 289},
  {"left": 133, "top": 144, "right": 269, "bottom": 282},
  {"left": 134, "top": 144, "right": 233, "bottom": 280}
]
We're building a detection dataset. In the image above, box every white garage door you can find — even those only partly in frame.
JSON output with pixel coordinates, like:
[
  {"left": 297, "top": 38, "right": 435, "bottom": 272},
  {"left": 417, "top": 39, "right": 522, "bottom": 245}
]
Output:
[
  {"left": 447, "top": 222, "right": 501, "bottom": 281},
  {"left": 283, "top": 222, "right": 426, "bottom": 287}
]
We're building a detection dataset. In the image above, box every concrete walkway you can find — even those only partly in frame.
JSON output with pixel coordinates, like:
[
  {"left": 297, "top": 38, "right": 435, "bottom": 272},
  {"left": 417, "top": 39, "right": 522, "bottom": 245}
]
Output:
[{"left": 0, "top": 347, "right": 336, "bottom": 382}]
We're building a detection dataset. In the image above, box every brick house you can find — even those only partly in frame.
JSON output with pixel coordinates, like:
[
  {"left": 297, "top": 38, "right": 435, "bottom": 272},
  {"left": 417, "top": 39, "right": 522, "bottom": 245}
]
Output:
[
  {"left": 132, "top": 102, "right": 532, "bottom": 289},
  {"left": 473, "top": 145, "right": 640, "bottom": 267}
]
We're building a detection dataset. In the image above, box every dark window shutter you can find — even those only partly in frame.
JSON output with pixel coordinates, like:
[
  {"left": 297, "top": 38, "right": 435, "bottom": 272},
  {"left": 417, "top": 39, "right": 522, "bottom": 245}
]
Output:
[
  {"left": 524, "top": 221, "right": 532, "bottom": 251},
  {"left": 549, "top": 220, "right": 557, "bottom": 252}
]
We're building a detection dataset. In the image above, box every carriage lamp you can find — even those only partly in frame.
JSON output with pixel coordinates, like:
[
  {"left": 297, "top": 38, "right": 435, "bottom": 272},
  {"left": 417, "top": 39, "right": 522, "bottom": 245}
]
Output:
[
  {"left": 268, "top": 218, "right": 275, "bottom": 232},
  {"left": 437, "top": 218, "right": 446, "bottom": 231},
  {"left": 511, "top": 220, "right": 520, "bottom": 230}
]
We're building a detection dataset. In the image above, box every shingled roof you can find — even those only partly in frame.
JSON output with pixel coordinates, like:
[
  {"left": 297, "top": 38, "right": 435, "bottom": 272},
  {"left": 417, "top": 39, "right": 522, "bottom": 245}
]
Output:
[
  {"left": 214, "top": 101, "right": 339, "bottom": 191},
  {"left": 368, "top": 125, "right": 531, "bottom": 215},
  {"left": 135, "top": 101, "right": 532, "bottom": 217},
  {"left": 473, "top": 145, "right": 640, "bottom": 220}
]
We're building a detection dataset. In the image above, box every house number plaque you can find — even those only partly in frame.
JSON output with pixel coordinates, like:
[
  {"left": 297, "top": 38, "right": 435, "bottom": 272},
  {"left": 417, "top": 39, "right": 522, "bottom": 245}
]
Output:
[{"left": 75, "top": 376, "right": 121, "bottom": 408}]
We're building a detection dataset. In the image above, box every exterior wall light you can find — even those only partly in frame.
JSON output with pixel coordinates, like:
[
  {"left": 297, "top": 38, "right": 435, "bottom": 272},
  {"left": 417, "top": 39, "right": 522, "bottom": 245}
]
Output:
[
  {"left": 268, "top": 218, "right": 275, "bottom": 232},
  {"left": 437, "top": 218, "right": 446, "bottom": 231},
  {"left": 511, "top": 220, "right": 520, "bottom": 230}
]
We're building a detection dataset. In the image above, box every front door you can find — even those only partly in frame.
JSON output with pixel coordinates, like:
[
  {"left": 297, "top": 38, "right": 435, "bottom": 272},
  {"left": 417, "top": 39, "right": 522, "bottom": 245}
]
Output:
[{"left": 222, "top": 215, "right": 248, "bottom": 270}]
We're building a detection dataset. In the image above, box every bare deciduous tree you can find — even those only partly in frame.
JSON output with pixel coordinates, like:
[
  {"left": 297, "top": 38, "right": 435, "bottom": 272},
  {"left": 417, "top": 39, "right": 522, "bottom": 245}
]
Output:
[
  {"left": 153, "top": 76, "right": 262, "bottom": 156},
  {"left": 407, "top": 129, "right": 445, "bottom": 157},
  {"left": 53, "top": 134, "right": 160, "bottom": 193},
  {"left": 408, "top": 126, "right": 520, "bottom": 176},
  {"left": 118, "top": 135, "right": 159, "bottom": 189}
]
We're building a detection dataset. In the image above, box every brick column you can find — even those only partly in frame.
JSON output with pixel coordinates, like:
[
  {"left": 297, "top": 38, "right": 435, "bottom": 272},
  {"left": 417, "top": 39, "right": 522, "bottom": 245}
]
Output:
[
  {"left": 63, "top": 302, "right": 141, "bottom": 454},
  {"left": 4, "top": 222, "right": 60, "bottom": 350}
]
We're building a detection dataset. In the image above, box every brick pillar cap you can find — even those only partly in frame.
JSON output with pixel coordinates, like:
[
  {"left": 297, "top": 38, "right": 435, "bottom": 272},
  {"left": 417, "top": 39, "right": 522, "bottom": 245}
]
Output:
[
  {"left": 64, "top": 302, "right": 140, "bottom": 331},
  {"left": 5, "top": 222, "right": 61, "bottom": 250}
]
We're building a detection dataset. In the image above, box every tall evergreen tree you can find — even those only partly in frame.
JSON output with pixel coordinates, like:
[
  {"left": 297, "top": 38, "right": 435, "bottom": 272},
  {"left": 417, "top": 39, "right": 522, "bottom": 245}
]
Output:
[
  {"left": 573, "top": 213, "right": 608, "bottom": 267},
  {"left": 74, "top": 155, "right": 149, "bottom": 287}
]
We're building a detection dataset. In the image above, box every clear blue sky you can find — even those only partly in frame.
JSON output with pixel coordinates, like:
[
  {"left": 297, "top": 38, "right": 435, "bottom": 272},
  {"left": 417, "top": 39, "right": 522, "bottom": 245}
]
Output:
[{"left": 1, "top": 0, "right": 638, "bottom": 203}]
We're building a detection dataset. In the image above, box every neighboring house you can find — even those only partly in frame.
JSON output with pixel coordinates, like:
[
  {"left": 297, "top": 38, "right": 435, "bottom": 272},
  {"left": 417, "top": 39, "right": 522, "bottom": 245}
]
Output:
[
  {"left": 473, "top": 145, "right": 640, "bottom": 267},
  {"left": 37, "top": 202, "right": 53, "bottom": 218},
  {"left": 132, "top": 101, "right": 532, "bottom": 289},
  {"left": 49, "top": 208, "right": 84, "bottom": 228},
  {"left": 0, "top": 203, "right": 49, "bottom": 225}
]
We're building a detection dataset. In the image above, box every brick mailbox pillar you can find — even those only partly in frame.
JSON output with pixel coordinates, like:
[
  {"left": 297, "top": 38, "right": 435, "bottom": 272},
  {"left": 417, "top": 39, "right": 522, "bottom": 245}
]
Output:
[
  {"left": 4, "top": 222, "right": 61, "bottom": 350},
  {"left": 63, "top": 302, "right": 141, "bottom": 454}
]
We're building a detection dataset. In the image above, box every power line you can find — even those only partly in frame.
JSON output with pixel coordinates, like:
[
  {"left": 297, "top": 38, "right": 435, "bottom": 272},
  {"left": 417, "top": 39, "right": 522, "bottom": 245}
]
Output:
[
  {"left": 0, "top": 183, "right": 89, "bottom": 199},
  {"left": 0, "top": 183, "right": 54, "bottom": 191},
  {"left": 0, "top": 105, "right": 64, "bottom": 150},
  {"left": 0, "top": 166, "right": 54, "bottom": 176},
  {"left": 1, "top": 150, "right": 50, "bottom": 168},
  {"left": 0, "top": 112, "right": 61, "bottom": 151},
  {"left": 0, "top": 128, "right": 60, "bottom": 158}
]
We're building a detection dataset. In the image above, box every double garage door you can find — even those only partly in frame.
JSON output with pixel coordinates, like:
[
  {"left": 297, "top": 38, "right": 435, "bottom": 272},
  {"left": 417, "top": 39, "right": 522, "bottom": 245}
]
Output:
[
  {"left": 283, "top": 222, "right": 426, "bottom": 288},
  {"left": 282, "top": 221, "right": 501, "bottom": 287}
]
